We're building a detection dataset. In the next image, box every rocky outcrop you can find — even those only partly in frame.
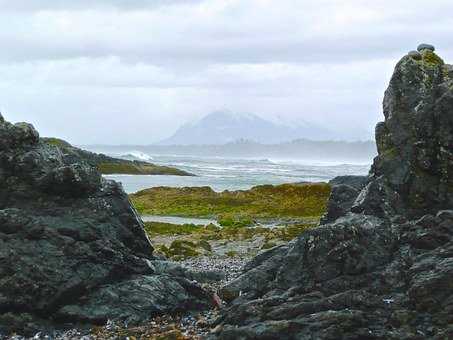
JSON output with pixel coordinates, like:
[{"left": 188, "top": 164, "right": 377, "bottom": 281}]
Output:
[
  {"left": 42, "top": 137, "right": 194, "bottom": 176},
  {"left": 320, "top": 176, "right": 368, "bottom": 224},
  {"left": 211, "top": 46, "right": 453, "bottom": 339},
  {"left": 353, "top": 45, "right": 453, "bottom": 218},
  {"left": 328, "top": 175, "right": 368, "bottom": 190},
  {"left": 0, "top": 116, "right": 210, "bottom": 335}
]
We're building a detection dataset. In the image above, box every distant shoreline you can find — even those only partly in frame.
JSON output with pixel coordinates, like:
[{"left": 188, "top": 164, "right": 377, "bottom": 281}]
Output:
[{"left": 81, "top": 138, "right": 376, "bottom": 164}]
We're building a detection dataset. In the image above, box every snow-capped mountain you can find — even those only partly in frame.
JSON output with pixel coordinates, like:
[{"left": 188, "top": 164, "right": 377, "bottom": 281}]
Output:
[{"left": 158, "top": 111, "right": 334, "bottom": 145}]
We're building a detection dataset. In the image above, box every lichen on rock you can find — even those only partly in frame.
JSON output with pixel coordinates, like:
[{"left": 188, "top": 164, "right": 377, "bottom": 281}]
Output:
[
  {"left": 210, "top": 45, "right": 453, "bottom": 340},
  {"left": 353, "top": 44, "right": 453, "bottom": 218}
]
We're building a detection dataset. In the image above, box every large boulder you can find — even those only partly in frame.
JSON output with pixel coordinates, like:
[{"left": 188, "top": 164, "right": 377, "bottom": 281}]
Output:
[
  {"left": 320, "top": 176, "right": 368, "bottom": 224},
  {"left": 354, "top": 48, "right": 453, "bottom": 218},
  {"left": 210, "top": 47, "right": 453, "bottom": 339},
  {"left": 0, "top": 114, "right": 211, "bottom": 335}
]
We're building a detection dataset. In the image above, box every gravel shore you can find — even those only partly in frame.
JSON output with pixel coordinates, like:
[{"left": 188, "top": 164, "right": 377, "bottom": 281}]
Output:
[{"left": 181, "top": 256, "right": 248, "bottom": 290}]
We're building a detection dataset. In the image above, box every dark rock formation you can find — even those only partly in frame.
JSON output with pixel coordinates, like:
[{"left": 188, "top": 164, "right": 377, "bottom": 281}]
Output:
[
  {"left": 353, "top": 45, "right": 453, "bottom": 218},
  {"left": 328, "top": 175, "right": 368, "bottom": 190},
  {"left": 408, "top": 50, "right": 422, "bottom": 61},
  {"left": 321, "top": 176, "right": 368, "bottom": 224},
  {"left": 211, "top": 47, "right": 453, "bottom": 339},
  {"left": 0, "top": 116, "right": 211, "bottom": 335}
]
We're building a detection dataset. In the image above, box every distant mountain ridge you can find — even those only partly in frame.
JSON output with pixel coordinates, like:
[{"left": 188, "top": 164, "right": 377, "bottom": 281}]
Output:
[
  {"left": 85, "top": 138, "right": 376, "bottom": 164},
  {"left": 158, "top": 111, "right": 336, "bottom": 145}
]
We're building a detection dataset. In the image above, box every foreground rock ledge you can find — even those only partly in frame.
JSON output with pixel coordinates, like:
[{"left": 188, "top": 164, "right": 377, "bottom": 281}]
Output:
[
  {"left": 0, "top": 115, "right": 211, "bottom": 335},
  {"left": 212, "top": 47, "right": 453, "bottom": 339}
]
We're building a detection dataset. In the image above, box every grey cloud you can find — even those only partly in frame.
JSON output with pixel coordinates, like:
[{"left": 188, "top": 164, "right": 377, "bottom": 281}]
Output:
[
  {"left": 0, "top": 4, "right": 452, "bottom": 67},
  {"left": 0, "top": 0, "right": 203, "bottom": 12},
  {"left": 1, "top": 26, "right": 452, "bottom": 67},
  {"left": 0, "top": 0, "right": 453, "bottom": 144}
]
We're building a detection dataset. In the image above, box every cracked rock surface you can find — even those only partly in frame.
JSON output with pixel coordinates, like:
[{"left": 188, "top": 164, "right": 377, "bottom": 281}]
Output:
[
  {"left": 0, "top": 115, "right": 211, "bottom": 335},
  {"left": 211, "top": 47, "right": 453, "bottom": 339}
]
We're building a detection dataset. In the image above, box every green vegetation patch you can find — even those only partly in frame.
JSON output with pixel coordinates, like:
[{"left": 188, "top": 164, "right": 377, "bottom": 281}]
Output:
[
  {"left": 131, "top": 183, "right": 331, "bottom": 219},
  {"left": 98, "top": 161, "right": 191, "bottom": 176},
  {"left": 158, "top": 240, "right": 201, "bottom": 259},
  {"left": 145, "top": 221, "right": 316, "bottom": 259},
  {"left": 144, "top": 221, "right": 212, "bottom": 236},
  {"left": 419, "top": 50, "right": 445, "bottom": 67},
  {"left": 217, "top": 215, "right": 254, "bottom": 228},
  {"left": 41, "top": 137, "right": 72, "bottom": 148}
]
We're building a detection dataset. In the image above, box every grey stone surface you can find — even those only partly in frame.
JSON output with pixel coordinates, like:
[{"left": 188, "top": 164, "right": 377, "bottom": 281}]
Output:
[
  {"left": 210, "top": 48, "right": 453, "bottom": 339},
  {"left": 417, "top": 43, "right": 435, "bottom": 52},
  {"left": 328, "top": 175, "right": 368, "bottom": 191},
  {"left": 320, "top": 175, "right": 369, "bottom": 224},
  {"left": 408, "top": 50, "right": 422, "bottom": 60},
  {"left": 356, "top": 47, "right": 452, "bottom": 218},
  {"left": 0, "top": 117, "right": 211, "bottom": 335}
]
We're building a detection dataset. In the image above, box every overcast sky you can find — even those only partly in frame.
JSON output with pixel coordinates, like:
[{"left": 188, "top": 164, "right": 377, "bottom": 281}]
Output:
[{"left": 1, "top": 0, "right": 452, "bottom": 144}]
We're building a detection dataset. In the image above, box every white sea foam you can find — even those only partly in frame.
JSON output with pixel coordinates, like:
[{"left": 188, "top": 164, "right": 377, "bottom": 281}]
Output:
[
  {"left": 267, "top": 158, "right": 371, "bottom": 167},
  {"left": 104, "top": 155, "right": 370, "bottom": 194},
  {"left": 121, "top": 151, "right": 154, "bottom": 161}
]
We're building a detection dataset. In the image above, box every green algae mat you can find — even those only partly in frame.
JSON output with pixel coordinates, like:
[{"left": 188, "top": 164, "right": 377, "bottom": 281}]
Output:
[{"left": 130, "top": 182, "right": 331, "bottom": 219}]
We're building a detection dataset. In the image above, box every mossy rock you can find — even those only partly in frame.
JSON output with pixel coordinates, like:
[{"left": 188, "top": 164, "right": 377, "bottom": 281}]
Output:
[
  {"left": 261, "top": 241, "right": 278, "bottom": 250},
  {"left": 156, "top": 244, "right": 171, "bottom": 257},
  {"left": 158, "top": 240, "right": 200, "bottom": 259},
  {"left": 197, "top": 240, "right": 212, "bottom": 252},
  {"left": 41, "top": 137, "right": 72, "bottom": 148},
  {"left": 419, "top": 50, "right": 444, "bottom": 67},
  {"left": 97, "top": 162, "right": 192, "bottom": 176},
  {"left": 41, "top": 137, "right": 193, "bottom": 176},
  {"left": 226, "top": 250, "right": 238, "bottom": 257}
]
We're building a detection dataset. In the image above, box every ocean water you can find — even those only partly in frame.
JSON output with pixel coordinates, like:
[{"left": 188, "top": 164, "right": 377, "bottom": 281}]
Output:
[
  {"left": 141, "top": 215, "right": 219, "bottom": 226},
  {"left": 104, "top": 154, "right": 370, "bottom": 194}
]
